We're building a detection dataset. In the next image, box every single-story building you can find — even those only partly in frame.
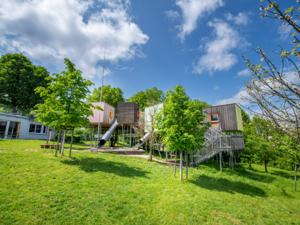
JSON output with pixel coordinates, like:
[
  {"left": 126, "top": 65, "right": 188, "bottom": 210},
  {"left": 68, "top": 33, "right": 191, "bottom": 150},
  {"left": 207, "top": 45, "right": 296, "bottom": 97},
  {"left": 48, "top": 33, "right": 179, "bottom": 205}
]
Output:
[{"left": 0, "top": 112, "right": 54, "bottom": 140}]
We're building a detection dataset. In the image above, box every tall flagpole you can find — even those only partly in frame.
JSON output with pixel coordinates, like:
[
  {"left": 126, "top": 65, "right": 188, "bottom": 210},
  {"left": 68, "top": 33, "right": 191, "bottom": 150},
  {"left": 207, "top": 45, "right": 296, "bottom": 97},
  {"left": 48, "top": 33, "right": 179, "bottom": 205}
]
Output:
[{"left": 97, "top": 45, "right": 106, "bottom": 153}]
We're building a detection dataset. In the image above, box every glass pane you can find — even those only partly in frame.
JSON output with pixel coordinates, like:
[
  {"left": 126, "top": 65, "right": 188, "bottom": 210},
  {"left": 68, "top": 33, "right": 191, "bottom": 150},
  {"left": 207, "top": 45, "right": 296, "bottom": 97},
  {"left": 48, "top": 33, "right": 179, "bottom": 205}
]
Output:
[
  {"left": 29, "top": 124, "right": 36, "bottom": 133},
  {"left": 0, "top": 121, "right": 7, "bottom": 139},
  {"left": 43, "top": 126, "right": 46, "bottom": 134},
  {"left": 8, "top": 122, "right": 19, "bottom": 139},
  {"left": 211, "top": 114, "right": 218, "bottom": 122},
  {"left": 36, "top": 125, "right": 42, "bottom": 133}
]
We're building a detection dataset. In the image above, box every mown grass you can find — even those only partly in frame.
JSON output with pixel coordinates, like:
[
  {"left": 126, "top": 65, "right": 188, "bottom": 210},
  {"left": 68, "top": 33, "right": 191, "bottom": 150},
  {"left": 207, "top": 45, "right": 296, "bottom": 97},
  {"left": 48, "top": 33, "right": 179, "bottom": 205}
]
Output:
[{"left": 1, "top": 139, "right": 300, "bottom": 224}]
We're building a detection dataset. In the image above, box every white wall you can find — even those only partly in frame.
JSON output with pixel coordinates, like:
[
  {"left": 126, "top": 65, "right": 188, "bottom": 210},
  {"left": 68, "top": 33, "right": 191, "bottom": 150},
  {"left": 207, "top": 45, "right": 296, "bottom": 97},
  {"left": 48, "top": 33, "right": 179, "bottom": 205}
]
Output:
[{"left": 0, "top": 113, "right": 54, "bottom": 140}]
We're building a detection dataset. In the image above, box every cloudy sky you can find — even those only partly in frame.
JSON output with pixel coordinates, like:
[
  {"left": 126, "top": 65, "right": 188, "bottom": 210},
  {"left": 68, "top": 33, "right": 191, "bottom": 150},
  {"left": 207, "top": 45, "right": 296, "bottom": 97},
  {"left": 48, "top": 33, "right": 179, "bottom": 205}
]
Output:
[{"left": 0, "top": 0, "right": 295, "bottom": 106}]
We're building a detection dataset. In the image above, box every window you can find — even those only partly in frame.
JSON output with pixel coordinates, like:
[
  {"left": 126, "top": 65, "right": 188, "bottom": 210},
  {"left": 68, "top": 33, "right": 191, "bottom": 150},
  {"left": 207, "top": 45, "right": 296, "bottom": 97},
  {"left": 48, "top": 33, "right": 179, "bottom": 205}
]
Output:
[
  {"left": 29, "top": 124, "right": 47, "bottom": 134},
  {"left": 210, "top": 113, "right": 219, "bottom": 122},
  {"left": 36, "top": 125, "right": 42, "bottom": 133},
  {"left": 29, "top": 124, "right": 36, "bottom": 133}
]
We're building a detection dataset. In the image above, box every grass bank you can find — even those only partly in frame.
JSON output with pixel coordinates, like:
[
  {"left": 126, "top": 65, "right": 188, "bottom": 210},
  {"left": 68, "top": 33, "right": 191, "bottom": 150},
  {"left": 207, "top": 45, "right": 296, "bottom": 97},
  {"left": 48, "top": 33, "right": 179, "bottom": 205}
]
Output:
[{"left": 0, "top": 139, "right": 300, "bottom": 224}]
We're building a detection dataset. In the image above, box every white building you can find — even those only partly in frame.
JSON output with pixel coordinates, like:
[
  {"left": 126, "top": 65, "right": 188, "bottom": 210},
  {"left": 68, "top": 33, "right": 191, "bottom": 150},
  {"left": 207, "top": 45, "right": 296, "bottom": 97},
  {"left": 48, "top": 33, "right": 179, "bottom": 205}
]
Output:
[{"left": 0, "top": 112, "right": 54, "bottom": 140}]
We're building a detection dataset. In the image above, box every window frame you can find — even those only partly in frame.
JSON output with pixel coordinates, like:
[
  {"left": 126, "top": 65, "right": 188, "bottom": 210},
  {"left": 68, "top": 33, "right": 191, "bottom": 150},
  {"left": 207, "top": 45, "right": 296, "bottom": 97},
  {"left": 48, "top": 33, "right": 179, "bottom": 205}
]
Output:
[
  {"left": 209, "top": 113, "right": 219, "bottom": 123},
  {"left": 29, "top": 124, "right": 47, "bottom": 134}
]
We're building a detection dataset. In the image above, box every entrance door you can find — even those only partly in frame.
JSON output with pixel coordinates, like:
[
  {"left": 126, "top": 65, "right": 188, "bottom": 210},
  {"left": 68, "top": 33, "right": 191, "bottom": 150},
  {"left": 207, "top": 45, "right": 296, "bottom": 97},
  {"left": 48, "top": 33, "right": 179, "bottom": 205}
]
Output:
[{"left": 8, "top": 122, "right": 19, "bottom": 139}]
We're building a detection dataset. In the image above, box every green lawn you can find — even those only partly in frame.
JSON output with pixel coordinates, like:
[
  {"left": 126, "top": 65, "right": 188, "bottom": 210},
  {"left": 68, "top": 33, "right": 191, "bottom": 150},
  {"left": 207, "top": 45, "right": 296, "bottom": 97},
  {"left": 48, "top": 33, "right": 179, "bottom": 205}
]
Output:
[{"left": 1, "top": 139, "right": 300, "bottom": 224}]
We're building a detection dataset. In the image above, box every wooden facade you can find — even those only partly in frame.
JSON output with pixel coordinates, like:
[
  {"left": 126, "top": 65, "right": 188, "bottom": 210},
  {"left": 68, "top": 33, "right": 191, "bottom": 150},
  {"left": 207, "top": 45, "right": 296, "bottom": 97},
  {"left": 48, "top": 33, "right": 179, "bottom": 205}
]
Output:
[
  {"left": 87, "top": 102, "right": 115, "bottom": 127},
  {"left": 117, "top": 102, "right": 139, "bottom": 124},
  {"left": 202, "top": 104, "right": 243, "bottom": 132}
]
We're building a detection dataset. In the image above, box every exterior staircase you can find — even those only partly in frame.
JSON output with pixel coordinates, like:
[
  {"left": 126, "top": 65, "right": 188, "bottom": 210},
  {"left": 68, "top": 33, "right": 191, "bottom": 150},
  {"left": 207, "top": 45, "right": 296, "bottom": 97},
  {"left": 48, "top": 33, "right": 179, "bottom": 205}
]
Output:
[{"left": 191, "top": 127, "right": 232, "bottom": 165}]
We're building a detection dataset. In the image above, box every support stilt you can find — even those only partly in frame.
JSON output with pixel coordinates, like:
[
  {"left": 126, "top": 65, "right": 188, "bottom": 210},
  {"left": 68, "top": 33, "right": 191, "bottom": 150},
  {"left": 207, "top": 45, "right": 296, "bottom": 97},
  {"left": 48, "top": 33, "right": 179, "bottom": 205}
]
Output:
[{"left": 219, "top": 151, "right": 222, "bottom": 173}]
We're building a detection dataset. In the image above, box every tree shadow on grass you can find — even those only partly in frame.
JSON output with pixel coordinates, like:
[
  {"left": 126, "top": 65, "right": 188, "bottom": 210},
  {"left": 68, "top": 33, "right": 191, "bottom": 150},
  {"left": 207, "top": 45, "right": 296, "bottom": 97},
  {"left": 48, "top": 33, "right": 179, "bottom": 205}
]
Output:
[
  {"left": 60, "top": 156, "right": 150, "bottom": 178},
  {"left": 203, "top": 162, "right": 276, "bottom": 184},
  {"left": 270, "top": 170, "right": 295, "bottom": 180},
  {"left": 190, "top": 174, "right": 267, "bottom": 197}
]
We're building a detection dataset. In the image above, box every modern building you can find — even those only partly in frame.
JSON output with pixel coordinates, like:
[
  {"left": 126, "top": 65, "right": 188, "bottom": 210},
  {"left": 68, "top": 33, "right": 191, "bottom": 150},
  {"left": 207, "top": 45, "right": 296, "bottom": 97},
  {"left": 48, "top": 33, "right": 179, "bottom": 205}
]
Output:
[{"left": 0, "top": 106, "right": 54, "bottom": 140}]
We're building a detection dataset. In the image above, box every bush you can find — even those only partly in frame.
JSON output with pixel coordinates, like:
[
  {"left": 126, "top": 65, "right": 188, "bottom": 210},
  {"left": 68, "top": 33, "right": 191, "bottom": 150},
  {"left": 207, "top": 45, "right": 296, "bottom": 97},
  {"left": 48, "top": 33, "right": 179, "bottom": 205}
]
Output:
[
  {"left": 65, "top": 134, "right": 81, "bottom": 143},
  {"left": 54, "top": 133, "right": 81, "bottom": 143}
]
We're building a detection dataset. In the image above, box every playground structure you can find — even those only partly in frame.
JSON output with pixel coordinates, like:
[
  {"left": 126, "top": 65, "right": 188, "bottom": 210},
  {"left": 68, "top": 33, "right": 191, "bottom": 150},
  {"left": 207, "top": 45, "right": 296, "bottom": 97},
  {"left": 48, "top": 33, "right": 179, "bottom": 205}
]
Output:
[
  {"left": 88, "top": 102, "right": 151, "bottom": 152},
  {"left": 189, "top": 104, "right": 245, "bottom": 171},
  {"left": 87, "top": 101, "right": 245, "bottom": 170}
]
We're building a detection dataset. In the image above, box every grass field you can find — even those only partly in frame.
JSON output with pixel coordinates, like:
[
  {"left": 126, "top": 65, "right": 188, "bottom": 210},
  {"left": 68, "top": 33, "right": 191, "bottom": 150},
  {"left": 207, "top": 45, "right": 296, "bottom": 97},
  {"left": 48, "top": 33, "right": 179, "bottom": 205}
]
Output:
[{"left": 1, "top": 139, "right": 300, "bottom": 224}]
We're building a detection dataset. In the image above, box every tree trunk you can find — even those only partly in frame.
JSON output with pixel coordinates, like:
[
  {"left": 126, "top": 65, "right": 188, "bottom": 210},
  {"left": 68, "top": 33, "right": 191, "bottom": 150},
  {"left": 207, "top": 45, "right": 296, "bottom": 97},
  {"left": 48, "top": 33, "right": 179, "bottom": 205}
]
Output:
[
  {"left": 69, "top": 128, "right": 74, "bottom": 157},
  {"left": 148, "top": 140, "right": 153, "bottom": 161},
  {"left": 180, "top": 151, "right": 183, "bottom": 181},
  {"left": 55, "top": 128, "right": 62, "bottom": 157},
  {"left": 186, "top": 151, "right": 188, "bottom": 180},
  {"left": 61, "top": 129, "right": 66, "bottom": 156},
  {"left": 264, "top": 160, "right": 268, "bottom": 173},
  {"left": 174, "top": 151, "right": 177, "bottom": 177}
]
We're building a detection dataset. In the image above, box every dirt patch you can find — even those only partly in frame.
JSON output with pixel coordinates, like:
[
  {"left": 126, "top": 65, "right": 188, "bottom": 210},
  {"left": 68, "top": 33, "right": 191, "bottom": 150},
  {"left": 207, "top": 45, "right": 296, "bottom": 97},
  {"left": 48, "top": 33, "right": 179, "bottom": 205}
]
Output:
[
  {"left": 228, "top": 215, "right": 242, "bottom": 224},
  {"left": 210, "top": 211, "right": 242, "bottom": 224},
  {"left": 291, "top": 214, "right": 299, "bottom": 217},
  {"left": 25, "top": 149, "right": 38, "bottom": 152}
]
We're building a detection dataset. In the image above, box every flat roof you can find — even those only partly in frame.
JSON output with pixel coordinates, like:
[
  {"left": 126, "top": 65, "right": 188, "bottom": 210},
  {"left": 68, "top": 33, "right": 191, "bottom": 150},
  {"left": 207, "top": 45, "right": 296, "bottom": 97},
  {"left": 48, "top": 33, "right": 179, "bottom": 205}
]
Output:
[{"left": 203, "top": 103, "right": 240, "bottom": 110}]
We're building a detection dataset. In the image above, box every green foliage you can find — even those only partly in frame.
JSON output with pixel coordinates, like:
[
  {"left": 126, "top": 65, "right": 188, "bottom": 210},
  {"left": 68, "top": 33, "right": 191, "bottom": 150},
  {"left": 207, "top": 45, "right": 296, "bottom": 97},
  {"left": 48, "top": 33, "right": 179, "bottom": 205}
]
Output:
[
  {"left": 241, "top": 108, "right": 251, "bottom": 124},
  {"left": 128, "top": 87, "right": 165, "bottom": 111},
  {"left": 32, "top": 58, "right": 101, "bottom": 128},
  {"left": 155, "top": 85, "right": 210, "bottom": 152},
  {"left": 192, "top": 99, "right": 212, "bottom": 114},
  {"left": 86, "top": 85, "right": 125, "bottom": 110},
  {"left": 0, "top": 53, "right": 50, "bottom": 112}
]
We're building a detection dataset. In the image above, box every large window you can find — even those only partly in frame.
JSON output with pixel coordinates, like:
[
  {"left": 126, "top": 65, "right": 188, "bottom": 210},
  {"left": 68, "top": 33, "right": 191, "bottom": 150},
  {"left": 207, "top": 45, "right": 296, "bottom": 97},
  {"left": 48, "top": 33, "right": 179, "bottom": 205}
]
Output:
[{"left": 29, "top": 124, "right": 47, "bottom": 134}]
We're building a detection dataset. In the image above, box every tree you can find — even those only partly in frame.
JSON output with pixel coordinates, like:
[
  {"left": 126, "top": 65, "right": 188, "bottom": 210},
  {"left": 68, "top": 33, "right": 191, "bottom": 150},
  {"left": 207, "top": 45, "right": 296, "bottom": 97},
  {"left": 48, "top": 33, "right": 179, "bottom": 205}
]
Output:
[
  {"left": 192, "top": 99, "right": 212, "bottom": 113},
  {"left": 86, "top": 85, "right": 125, "bottom": 110},
  {"left": 128, "top": 87, "right": 165, "bottom": 111},
  {"left": 33, "top": 58, "right": 101, "bottom": 156},
  {"left": 242, "top": 0, "right": 300, "bottom": 166},
  {"left": 155, "top": 85, "right": 210, "bottom": 181},
  {"left": 0, "top": 53, "right": 49, "bottom": 112}
]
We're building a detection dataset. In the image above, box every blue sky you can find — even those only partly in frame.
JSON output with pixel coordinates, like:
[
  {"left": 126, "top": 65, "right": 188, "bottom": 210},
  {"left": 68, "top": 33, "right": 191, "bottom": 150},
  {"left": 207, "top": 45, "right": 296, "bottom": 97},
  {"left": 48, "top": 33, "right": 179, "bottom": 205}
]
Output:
[{"left": 0, "top": 0, "right": 295, "bottom": 106}]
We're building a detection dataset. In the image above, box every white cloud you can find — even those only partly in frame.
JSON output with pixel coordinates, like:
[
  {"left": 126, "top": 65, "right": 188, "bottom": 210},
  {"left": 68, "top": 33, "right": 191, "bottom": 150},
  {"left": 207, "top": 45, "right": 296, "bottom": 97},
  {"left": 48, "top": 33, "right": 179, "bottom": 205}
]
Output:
[
  {"left": 164, "top": 10, "right": 180, "bottom": 20},
  {"left": 214, "top": 85, "right": 220, "bottom": 90},
  {"left": 216, "top": 87, "right": 248, "bottom": 105},
  {"left": 0, "top": 0, "right": 149, "bottom": 78},
  {"left": 193, "top": 20, "right": 249, "bottom": 75},
  {"left": 175, "top": 0, "right": 224, "bottom": 41},
  {"left": 237, "top": 68, "right": 252, "bottom": 77},
  {"left": 278, "top": 25, "right": 293, "bottom": 41},
  {"left": 225, "top": 12, "right": 249, "bottom": 25}
]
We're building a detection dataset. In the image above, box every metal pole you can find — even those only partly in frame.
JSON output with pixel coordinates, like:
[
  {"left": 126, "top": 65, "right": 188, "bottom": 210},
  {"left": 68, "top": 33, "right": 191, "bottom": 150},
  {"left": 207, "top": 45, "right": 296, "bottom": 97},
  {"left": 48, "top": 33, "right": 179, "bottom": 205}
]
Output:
[{"left": 97, "top": 46, "right": 106, "bottom": 152}]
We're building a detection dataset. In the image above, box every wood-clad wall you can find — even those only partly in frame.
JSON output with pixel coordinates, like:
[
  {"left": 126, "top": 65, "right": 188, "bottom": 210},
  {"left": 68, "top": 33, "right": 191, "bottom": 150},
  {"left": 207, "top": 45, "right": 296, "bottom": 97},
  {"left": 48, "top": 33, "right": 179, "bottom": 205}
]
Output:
[
  {"left": 117, "top": 102, "right": 139, "bottom": 124},
  {"left": 203, "top": 104, "right": 238, "bottom": 132}
]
